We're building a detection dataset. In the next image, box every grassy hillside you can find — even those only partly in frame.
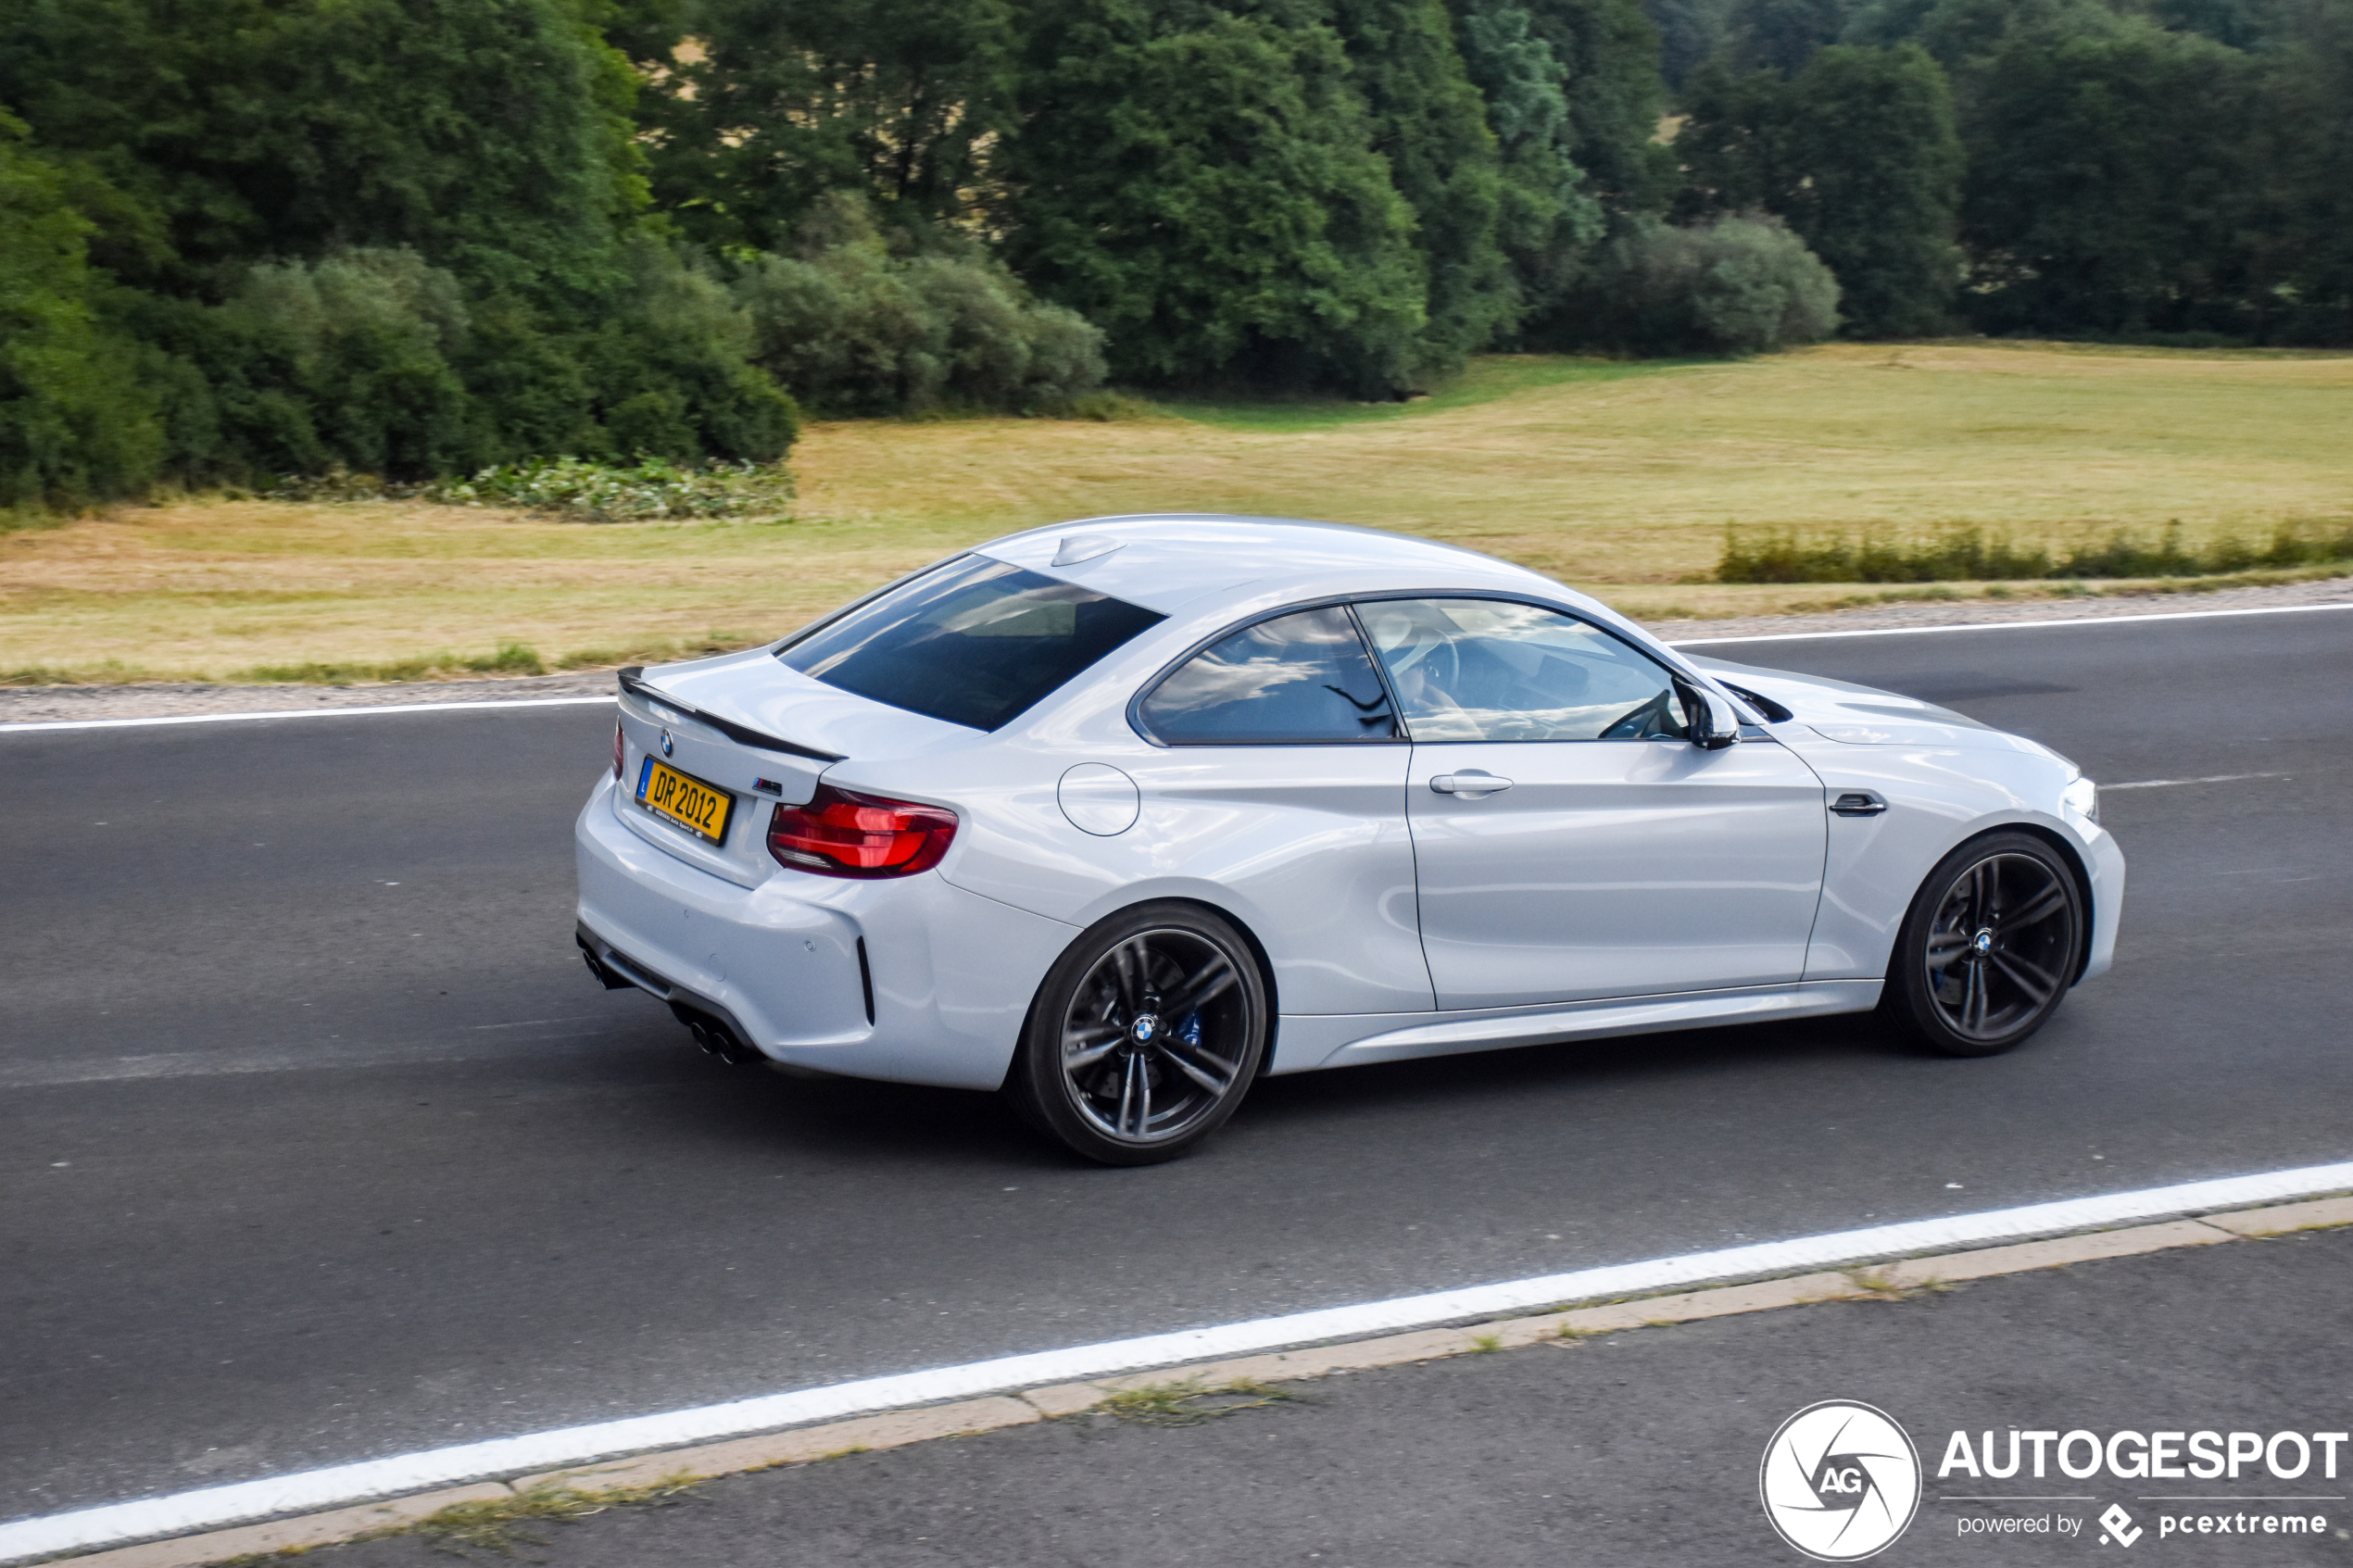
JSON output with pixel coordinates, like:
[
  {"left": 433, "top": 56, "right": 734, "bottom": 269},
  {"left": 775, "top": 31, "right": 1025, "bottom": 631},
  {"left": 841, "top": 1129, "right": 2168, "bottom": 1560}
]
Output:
[{"left": 5, "top": 341, "right": 2348, "bottom": 684}]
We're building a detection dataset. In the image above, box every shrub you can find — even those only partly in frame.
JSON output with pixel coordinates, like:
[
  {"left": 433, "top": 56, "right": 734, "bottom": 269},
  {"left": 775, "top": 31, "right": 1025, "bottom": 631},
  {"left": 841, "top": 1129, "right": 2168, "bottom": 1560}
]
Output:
[
  {"left": 221, "top": 249, "right": 482, "bottom": 479},
  {"left": 422, "top": 455, "right": 791, "bottom": 522},
  {"left": 733, "top": 196, "right": 1107, "bottom": 416},
  {"left": 590, "top": 238, "right": 800, "bottom": 462},
  {"left": 265, "top": 454, "right": 792, "bottom": 522},
  {"left": 1717, "top": 521, "right": 2353, "bottom": 583},
  {"left": 1554, "top": 214, "right": 1841, "bottom": 354},
  {"left": 114, "top": 242, "right": 798, "bottom": 488}
]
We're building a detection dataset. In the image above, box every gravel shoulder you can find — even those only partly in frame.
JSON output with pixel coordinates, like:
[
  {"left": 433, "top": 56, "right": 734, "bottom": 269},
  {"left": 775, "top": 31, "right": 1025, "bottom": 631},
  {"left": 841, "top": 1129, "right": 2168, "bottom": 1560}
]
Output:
[
  {"left": 0, "top": 668, "right": 621, "bottom": 724},
  {"left": 4, "top": 575, "right": 2349, "bottom": 725}
]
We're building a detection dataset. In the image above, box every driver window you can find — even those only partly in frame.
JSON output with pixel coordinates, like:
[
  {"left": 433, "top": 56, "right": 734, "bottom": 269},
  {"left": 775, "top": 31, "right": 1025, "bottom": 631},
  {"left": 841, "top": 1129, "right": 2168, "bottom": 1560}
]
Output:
[{"left": 1354, "top": 598, "right": 1689, "bottom": 743}]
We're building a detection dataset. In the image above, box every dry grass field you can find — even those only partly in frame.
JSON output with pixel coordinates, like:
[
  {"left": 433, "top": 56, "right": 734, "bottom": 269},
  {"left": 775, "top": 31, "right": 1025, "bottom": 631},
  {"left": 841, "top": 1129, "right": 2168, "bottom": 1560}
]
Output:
[{"left": 4, "top": 340, "right": 2348, "bottom": 684}]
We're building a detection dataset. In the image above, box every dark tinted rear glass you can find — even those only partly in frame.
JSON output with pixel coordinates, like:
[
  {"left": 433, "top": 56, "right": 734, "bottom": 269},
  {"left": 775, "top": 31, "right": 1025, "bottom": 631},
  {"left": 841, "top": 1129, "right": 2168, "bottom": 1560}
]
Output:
[
  {"left": 1139, "top": 607, "right": 1401, "bottom": 744},
  {"left": 777, "top": 555, "right": 1164, "bottom": 732}
]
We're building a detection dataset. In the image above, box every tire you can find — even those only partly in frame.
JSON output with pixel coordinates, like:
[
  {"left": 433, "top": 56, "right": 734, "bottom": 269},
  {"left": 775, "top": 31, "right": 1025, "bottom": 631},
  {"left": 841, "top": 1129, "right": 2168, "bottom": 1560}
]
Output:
[
  {"left": 1882, "top": 831, "right": 2084, "bottom": 1058},
  {"left": 1007, "top": 902, "right": 1269, "bottom": 1165}
]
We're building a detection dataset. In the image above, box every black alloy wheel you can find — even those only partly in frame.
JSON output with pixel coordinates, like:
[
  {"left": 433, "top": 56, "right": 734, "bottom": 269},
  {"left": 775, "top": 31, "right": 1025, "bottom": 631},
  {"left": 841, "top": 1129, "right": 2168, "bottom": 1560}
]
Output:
[
  {"left": 1010, "top": 902, "right": 1268, "bottom": 1165},
  {"left": 1885, "top": 831, "right": 2084, "bottom": 1057}
]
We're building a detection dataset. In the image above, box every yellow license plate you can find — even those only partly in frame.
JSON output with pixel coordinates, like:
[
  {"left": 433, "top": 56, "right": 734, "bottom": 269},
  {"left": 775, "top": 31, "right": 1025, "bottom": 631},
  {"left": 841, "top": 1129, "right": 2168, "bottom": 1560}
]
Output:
[{"left": 635, "top": 758, "right": 735, "bottom": 845}]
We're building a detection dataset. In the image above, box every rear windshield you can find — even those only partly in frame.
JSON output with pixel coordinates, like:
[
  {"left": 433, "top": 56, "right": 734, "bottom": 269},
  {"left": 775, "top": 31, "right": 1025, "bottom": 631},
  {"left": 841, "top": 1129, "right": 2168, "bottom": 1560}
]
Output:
[{"left": 776, "top": 555, "right": 1164, "bottom": 732}]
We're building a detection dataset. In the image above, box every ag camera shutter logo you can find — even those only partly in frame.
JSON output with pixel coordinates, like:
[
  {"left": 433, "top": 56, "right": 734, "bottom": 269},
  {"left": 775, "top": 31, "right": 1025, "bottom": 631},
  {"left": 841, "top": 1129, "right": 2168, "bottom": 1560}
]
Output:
[{"left": 1760, "top": 1400, "right": 1923, "bottom": 1561}]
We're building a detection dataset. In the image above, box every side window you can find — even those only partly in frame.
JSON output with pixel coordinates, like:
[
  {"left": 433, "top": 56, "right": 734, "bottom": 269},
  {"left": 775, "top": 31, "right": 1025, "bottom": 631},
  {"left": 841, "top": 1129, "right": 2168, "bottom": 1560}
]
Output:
[
  {"left": 1139, "top": 607, "right": 1401, "bottom": 744},
  {"left": 1355, "top": 598, "right": 1690, "bottom": 743}
]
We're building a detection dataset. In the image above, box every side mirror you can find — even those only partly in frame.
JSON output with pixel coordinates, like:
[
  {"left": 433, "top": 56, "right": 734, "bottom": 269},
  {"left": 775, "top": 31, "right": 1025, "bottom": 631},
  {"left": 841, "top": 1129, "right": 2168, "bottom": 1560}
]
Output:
[{"left": 1677, "top": 677, "right": 1742, "bottom": 750}]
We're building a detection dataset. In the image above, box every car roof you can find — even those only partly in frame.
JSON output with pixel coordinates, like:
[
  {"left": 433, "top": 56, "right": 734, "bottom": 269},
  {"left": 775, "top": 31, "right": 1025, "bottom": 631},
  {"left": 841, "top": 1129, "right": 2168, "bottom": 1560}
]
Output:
[{"left": 973, "top": 514, "right": 1561, "bottom": 614}]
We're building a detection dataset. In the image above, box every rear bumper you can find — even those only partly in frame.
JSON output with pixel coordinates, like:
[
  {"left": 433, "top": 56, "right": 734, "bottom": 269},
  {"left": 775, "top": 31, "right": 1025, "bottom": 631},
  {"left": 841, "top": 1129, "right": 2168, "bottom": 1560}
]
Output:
[
  {"left": 574, "top": 921, "right": 767, "bottom": 1063},
  {"left": 574, "top": 776, "right": 1076, "bottom": 1089}
]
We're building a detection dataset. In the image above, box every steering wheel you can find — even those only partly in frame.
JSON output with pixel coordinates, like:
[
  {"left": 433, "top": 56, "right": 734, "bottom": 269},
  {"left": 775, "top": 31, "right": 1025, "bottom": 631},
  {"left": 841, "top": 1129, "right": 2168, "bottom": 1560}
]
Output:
[
  {"left": 1373, "top": 617, "right": 1459, "bottom": 710},
  {"left": 1420, "top": 636, "right": 1460, "bottom": 701}
]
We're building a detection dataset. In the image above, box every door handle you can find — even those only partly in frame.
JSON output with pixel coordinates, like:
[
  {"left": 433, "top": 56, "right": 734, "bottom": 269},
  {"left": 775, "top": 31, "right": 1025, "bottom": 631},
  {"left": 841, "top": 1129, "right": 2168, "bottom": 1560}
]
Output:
[{"left": 1430, "top": 772, "right": 1514, "bottom": 797}]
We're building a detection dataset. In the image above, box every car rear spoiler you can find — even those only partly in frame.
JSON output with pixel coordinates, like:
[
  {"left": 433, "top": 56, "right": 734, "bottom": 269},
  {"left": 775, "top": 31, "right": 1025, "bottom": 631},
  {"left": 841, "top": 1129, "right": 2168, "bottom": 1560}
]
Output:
[{"left": 616, "top": 666, "right": 844, "bottom": 762}]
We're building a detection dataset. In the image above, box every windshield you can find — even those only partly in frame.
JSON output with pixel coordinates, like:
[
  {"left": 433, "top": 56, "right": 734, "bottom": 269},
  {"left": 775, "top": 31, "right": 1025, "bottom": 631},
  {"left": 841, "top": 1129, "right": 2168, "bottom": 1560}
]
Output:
[{"left": 776, "top": 555, "right": 1164, "bottom": 731}]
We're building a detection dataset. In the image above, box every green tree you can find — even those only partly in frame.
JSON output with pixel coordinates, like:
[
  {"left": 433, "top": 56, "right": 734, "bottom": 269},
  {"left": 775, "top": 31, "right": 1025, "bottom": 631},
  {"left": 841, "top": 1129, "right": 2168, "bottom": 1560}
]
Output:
[
  {"left": 1644, "top": 0, "right": 1735, "bottom": 86},
  {"left": 1677, "top": 43, "right": 1961, "bottom": 334},
  {"left": 1724, "top": 0, "right": 1845, "bottom": 72},
  {"left": 1957, "top": 20, "right": 2260, "bottom": 334},
  {"left": 1839, "top": 0, "right": 1940, "bottom": 48},
  {"left": 2146, "top": 0, "right": 2264, "bottom": 49},
  {"left": 996, "top": 0, "right": 1426, "bottom": 395},
  {"left": 1520, "top": 0, "right": 1679, "bottom": 220},
  {"left": 638, "top": 0, "right": 1018, "bottom": 250},
  {"left": 0, "top": 112, "right": 162, "bottom": 507},
  {"left": 1878, "top": 0, "right": 2121, "bottom": 69},
  {"left": 2241, "top": 0, "right": 2353, "bottom": 342},
  {"left": 0, "top": 0, "right": 799, "bottom": 482},
  {"left": 1453, "top": 0, "right": 1607, "bottom": 317},
  {"left": 1332, "top": 0, "right": 1518, "bottom": 378},
  {"left": 0, "top": 0, "right": 647, "bottom": 302}
]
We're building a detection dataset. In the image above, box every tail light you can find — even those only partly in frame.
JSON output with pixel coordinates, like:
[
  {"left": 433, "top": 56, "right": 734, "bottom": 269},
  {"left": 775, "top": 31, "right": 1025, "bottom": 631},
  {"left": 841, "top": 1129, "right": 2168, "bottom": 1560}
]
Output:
[
  {"left": 768, "top": 785, "right": 957, "bottom": 879},
  {"left": 612, "top": 721, "right": 625, "bottom": 780}
]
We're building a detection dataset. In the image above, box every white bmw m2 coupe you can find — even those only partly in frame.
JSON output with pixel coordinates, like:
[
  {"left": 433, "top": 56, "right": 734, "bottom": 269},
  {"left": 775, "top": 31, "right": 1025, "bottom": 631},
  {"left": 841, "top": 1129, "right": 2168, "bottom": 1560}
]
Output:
[{"left": 576, "top": 516, "right": 2122, "bottom": 1163}]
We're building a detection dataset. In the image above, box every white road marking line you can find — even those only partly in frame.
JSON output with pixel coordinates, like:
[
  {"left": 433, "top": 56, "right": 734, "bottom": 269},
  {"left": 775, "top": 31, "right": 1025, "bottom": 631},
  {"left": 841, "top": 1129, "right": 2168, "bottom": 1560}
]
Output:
[
  {"left": 1667, "top": 599, "right": 2353, "bottom": 646},
  {"left": 0, "top": 695, "right": 613, "bottom": 735},
  {"left": 6, "top": 1158, "right": 2349, "bottom": 1564},
  {"left": 2103, "top": 772, "right": 2288, "bottom": 791}
]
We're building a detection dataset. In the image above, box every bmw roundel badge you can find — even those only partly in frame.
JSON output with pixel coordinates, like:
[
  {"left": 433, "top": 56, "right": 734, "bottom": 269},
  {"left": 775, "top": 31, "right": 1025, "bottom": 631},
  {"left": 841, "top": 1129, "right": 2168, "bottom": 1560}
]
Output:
[{"left": 660, "top": 729, "right": 674, "bottom": 758}]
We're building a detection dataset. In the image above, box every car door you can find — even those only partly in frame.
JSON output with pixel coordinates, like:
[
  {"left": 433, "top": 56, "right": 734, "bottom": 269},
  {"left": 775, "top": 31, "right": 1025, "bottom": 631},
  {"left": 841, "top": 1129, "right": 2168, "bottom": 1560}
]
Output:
[
  {"left": 1353, "top": 596, "right": 1828, "bottom": 1010},
  {"left": 1126, "top": 604, "right": 1435, "bottom": 1017}
]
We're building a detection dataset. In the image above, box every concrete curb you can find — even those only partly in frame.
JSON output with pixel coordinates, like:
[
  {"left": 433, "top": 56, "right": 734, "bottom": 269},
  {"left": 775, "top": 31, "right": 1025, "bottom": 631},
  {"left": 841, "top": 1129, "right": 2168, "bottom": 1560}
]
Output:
[{"left": 45, "top": 1193, "right": 2353, "bottom": 1568}]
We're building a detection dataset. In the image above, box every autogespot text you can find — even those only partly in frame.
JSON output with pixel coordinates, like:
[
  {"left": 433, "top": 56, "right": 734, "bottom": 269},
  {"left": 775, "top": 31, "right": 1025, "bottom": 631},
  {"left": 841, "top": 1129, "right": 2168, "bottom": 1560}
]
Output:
[{"left": 1938, "top": 1427, "right": 2348, "bottom": 1481}]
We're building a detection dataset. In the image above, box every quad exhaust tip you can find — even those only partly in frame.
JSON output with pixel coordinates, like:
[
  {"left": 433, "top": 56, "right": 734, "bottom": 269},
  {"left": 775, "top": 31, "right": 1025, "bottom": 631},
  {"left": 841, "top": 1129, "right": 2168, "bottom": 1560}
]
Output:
[{"left": 677, "top": 1007, "right": 763, "bottom": 1067}]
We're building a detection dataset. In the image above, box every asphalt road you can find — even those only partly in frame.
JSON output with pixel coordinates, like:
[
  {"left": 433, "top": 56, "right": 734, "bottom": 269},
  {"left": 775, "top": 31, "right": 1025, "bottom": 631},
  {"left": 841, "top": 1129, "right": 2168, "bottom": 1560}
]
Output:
[
  {"left": 4, "top": 610, "right": 2348, "bottom": 1524},
  {"left": 317, "top": 1216, "right": 2353, "bottom": 1568}
]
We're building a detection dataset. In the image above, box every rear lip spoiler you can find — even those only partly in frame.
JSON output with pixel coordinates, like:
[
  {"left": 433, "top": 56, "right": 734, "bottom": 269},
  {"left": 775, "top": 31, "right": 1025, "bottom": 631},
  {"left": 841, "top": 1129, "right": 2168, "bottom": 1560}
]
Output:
[{"left": 618, "top": 666, "right": 844, "bottom": 762}]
